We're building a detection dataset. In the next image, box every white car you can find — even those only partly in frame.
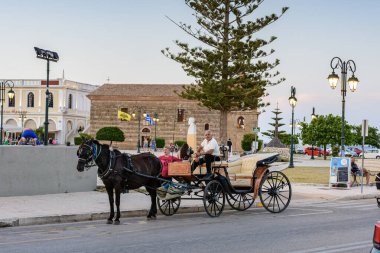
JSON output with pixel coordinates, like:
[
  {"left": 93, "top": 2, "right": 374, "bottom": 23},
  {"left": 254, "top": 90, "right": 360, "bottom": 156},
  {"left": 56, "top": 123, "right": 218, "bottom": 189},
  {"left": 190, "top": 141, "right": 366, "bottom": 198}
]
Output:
[{"left": 359, "top": 149, "right": 380, "bottom": 159}]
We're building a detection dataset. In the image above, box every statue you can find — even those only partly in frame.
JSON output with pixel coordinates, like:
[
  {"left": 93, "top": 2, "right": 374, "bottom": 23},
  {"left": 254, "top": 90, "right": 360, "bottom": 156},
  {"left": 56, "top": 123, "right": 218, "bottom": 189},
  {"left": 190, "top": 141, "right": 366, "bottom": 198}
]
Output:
[{"left": 187, "top": 117, "right": 196, "bottom": 150}]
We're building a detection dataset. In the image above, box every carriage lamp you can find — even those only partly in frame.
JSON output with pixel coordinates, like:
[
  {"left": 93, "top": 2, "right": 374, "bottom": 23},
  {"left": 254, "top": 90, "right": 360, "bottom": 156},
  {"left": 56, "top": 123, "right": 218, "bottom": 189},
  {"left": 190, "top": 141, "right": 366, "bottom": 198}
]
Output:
[
  {"left": 327, "top": 57, "right": 359, "bottom": 156},
  {"left": 34, "top": 47, "right": 59, "bottom": 146},
  {"left": 288, "top": 86, "right": 297, "bottom": 168},
  {"left": 0, "top": 80, "right": 15, "bottom": 145}
]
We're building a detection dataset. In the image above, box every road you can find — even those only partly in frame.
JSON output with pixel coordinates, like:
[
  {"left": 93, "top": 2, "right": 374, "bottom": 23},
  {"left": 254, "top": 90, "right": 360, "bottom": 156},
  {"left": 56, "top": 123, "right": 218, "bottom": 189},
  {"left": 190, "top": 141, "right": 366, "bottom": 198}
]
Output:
[{"left": 0, "top": 197, "right": 378, "bottom": 253}]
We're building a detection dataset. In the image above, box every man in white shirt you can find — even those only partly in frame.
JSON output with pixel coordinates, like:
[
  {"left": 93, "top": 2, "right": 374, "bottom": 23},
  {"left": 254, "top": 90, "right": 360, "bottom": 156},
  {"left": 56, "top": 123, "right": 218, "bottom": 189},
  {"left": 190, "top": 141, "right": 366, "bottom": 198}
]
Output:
[{"left": 192, "top": 130, "right": 220, "bottom": 179}]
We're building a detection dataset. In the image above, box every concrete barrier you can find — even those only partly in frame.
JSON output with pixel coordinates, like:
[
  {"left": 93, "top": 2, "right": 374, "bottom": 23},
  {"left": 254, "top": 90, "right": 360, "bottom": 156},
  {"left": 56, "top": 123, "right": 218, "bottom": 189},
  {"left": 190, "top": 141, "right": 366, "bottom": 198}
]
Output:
[{"left": 0, "top": 145, "right": 97, "bottom": 197}]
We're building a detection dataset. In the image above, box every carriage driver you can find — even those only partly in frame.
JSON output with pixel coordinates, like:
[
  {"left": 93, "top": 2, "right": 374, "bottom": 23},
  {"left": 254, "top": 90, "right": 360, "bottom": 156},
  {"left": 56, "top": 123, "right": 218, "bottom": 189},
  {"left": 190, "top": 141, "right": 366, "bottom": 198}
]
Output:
[{"left": 191, "top": 130, "right": 220, "bottom": 180}]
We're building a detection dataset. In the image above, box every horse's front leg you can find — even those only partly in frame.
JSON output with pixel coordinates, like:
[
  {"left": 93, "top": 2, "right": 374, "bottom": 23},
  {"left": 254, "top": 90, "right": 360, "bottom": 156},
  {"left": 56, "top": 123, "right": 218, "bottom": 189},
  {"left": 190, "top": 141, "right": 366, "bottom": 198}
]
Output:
[
  {"left": 146, "top": 187, "right": 157, "bottom": 219},
  {"left": 114, "top": 186, "right": 121, "bottom": 225},
  {"left": 105, "top": 185, "right": 115, "bottom": 224}
]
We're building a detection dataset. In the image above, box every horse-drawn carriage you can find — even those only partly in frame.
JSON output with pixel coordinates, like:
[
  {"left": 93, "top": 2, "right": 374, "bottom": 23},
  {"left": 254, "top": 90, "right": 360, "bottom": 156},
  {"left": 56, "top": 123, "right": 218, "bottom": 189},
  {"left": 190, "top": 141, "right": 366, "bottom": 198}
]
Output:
[
  {"left": 77, "top": 140, "right": 291, "bottom": 224},
  {"left": 157, "top": 152, "right": 291, "bottom": 217}
]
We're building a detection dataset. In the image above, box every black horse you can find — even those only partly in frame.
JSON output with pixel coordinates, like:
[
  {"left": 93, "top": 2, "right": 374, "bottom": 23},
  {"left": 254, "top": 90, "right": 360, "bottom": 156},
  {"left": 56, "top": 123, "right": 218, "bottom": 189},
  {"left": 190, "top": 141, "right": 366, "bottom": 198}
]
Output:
[{"left": 76, "top": 139, "right": 162, "bottom": 224}]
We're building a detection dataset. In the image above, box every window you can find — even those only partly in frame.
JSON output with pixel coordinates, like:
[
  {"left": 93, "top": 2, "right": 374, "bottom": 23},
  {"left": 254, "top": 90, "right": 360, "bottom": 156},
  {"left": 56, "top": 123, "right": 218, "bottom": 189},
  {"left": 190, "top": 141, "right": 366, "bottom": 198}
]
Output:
[
  {"left": 205, "top": 123, "right": 209, "bottom": 131},
  {"left": 27, "top": 92, "right": 34, "bottom": 107},
  {"left": 177, "top": 109, "right": 185, "bottom": 122},
  {"left": 68, "top": 94, "right": 72, "bottom": 109},
  {"left": 8, "top": 95, "right": 15, "bottom": 107},
  {"left": 48, "top": 93, "right": 53, "bottom": 108}
]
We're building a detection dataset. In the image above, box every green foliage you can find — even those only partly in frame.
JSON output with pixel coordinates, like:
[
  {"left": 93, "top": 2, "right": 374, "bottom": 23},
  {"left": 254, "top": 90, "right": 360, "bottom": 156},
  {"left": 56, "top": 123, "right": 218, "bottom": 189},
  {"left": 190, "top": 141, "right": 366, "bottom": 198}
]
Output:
[
  {"left": 278, "top": 133, "right": 299, "bottom": 146},
  {"left": 96, "top": 127, "right": 125, "bottom": 145},
  {"left": 155, "top": 137, "right": 165, "bottom": 149},
  {"left": 174, "top": 140, "right": 186, "bottom": 148},
  {"left": 163, "top": 0, "right": 288, "bottom": 142},
  {"left": 34, "top": 127, "right": 44, "bottom": 140},
  {"left": 241, "top": 133, "right": 262, "bottom": 152},
  {"left": 300, "top": 114, "right": 354, "bottom": 159},
  {"left": 351, "top": 125, "right": 380, "bottom": 148},
  {"left": 262, "top": 107, "right": 287, "bottom": 138},
  {"left": 332, "top": 145, "right": 339, "bottom": 157},
  {"left": 74, "top": 133, "right": 94, "bottom": 145}
]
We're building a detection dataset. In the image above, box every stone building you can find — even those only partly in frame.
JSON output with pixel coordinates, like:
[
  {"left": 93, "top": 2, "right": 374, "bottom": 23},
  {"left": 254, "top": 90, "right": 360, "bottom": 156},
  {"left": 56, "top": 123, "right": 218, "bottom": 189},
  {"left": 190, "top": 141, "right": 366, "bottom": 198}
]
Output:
[
  {"left": 88, "top": 84, "right": 259, "bottom": 152},
  {"left": 2, "top": 78, "right": 97, "bottom": 145}
]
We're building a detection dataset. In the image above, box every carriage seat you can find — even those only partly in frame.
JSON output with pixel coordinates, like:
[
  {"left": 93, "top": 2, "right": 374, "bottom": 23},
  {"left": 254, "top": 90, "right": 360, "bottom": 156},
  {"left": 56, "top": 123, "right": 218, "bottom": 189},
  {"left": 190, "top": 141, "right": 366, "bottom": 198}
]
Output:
[{"left": 228, "top": 153, "right": 279, "bottom": 187}]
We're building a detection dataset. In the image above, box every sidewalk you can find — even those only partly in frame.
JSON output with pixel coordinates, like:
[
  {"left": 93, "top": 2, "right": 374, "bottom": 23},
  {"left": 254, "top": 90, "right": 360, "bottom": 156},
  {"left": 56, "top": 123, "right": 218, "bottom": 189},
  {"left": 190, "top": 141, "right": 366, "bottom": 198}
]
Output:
[{"left": 1, "top": 182, "right": 379, "bottom": 227}]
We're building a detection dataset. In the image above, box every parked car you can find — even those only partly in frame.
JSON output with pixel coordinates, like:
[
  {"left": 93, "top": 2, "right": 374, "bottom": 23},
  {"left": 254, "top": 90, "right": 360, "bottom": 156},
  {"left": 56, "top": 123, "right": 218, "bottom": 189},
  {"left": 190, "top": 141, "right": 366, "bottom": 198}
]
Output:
[
  {"left": 370, "top": 221, "right": 380, "bottom": 253},
  {"left": 295, "top": 146, "right": 304, "bottom": 154},
  {"left": 304, "top": 147, "right": 330, "bottom": 156},
  {"left": 359, "top": 149, "right": 380, "bottom": 159},
  {"left": 354, "top": 147, "right": 362, "bottom": 156}
]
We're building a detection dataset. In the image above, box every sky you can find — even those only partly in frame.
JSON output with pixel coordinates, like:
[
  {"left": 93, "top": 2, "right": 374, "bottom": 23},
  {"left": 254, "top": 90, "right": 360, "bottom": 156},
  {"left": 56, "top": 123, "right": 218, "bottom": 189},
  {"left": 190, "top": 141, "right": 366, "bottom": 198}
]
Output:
[{"left": 1, "top": 0, "right": 380, "bottom": 142}]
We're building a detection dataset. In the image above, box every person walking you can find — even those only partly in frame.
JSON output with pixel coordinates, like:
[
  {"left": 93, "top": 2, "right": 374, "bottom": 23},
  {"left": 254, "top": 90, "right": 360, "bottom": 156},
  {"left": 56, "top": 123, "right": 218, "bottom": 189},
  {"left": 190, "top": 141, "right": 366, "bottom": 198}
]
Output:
[{"left": 227, "top": 138, "right": 232, "bottom": 154}]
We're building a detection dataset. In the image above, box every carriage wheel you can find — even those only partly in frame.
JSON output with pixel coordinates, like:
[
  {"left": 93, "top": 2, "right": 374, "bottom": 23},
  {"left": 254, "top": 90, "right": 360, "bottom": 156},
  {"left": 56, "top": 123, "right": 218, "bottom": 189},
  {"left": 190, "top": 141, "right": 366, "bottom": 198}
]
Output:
[
  {"left": 157, "top": 197, "right": 181, "bottom": 216},
  {"left": 203, "top": 180, "right": 225, "bottom": 217},
  {"left": 259, "top": 171, "right": 291, "bottom": 213},
  {"left": 226, "top": 192, "right": 254, "bottom": 211}
]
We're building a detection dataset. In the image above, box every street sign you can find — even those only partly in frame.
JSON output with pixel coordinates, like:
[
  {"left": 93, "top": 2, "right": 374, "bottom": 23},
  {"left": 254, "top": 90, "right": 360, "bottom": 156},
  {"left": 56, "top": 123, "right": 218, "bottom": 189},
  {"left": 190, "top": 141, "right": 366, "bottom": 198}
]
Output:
[
  {"left": 253, "top": 127, "right": 260, "bottom": 133},
  {"left": 362, "top": 119, "right": 368, "bottom": 137}
]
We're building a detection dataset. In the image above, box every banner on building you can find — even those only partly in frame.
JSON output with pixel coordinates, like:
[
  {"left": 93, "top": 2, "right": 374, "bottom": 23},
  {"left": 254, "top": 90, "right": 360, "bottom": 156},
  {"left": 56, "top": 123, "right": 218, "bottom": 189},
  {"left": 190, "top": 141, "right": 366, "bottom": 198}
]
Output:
[{"left": 118, "top": 110, "right": 131, "bottom": 121}]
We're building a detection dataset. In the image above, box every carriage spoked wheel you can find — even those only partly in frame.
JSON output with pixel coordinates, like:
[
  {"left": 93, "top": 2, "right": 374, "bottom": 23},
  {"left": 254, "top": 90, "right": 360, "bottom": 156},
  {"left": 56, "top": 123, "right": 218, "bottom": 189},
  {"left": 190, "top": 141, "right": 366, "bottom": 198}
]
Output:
[
  {"left": 259, "top": 171, "right": 292, "bottom": 213},
  {"left": 203, "top": 180, "right": 225, "bottom": 217},
  {"left": 226, "top": 192, "right": 254, "bottom": 211},
  {"left": 157, "top": 197, "right": 181, "bottom": 216}
]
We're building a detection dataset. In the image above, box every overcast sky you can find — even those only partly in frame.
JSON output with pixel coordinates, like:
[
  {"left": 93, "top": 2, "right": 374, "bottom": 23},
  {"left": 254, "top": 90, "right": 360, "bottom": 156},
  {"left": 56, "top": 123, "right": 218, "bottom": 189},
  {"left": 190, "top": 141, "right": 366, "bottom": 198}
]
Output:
[{"left": 1, "top": 0, "right": 379, "bottom": 142}]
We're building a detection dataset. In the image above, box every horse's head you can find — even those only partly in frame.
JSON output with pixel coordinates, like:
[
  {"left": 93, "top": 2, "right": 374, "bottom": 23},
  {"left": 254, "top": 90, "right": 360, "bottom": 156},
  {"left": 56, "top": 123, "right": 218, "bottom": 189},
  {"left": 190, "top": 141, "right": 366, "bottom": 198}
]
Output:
[{"left": 77, "top": 139, "right": 96, "bottom": 172}]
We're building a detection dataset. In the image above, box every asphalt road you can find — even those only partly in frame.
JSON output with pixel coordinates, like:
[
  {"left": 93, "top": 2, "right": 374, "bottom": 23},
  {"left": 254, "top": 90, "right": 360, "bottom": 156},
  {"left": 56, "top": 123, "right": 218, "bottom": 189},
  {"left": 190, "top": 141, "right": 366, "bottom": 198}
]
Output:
[{"left": 0, "top": 198, "right": 378, "bottom": 253}]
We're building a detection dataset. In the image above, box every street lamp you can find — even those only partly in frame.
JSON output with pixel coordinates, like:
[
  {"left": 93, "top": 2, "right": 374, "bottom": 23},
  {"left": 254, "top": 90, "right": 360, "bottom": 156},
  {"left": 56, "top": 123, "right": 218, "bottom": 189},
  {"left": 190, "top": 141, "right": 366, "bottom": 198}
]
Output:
[
  {"left": 0, "top": 80, "right": 15, "bottom": 145},
  {"left": 152, "top": 112, "right": 159, "bottom": 142},
  {"left": 328, "top": 57, "right": 359, "bottom": 157},
  {"left": 288, "top": 86, "right": 297, "bottom": 168},
  {"left": 34, "top": 47, "right": 59, "bottom": 146},
  {"left": 17, "top": 110, "right": 28, "bottom": 132},
  {"left": 131, "top": 106, "right": 146, "bottom": 153},
  {"left": 310, "top": 107, "right": 316, "bottom": 160}
]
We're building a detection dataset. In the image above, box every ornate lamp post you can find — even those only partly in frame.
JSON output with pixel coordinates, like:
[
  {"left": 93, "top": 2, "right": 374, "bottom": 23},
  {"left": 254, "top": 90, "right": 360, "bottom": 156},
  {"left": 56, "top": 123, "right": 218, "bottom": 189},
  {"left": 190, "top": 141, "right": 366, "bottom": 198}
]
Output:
[
  {"left": 310, "top": 107, "right": 316, "bottom": 160},
  {"left": 152, "top": 112, "right": 159, "bottom": 142},
  {"left": 328, "top": 57, "right": 359, "bottom": 157},
  {"left": 17, "top": 110, "right": 28, "bottom": 132},
  {"left": 0, "top": 80, "right": 15, "bottom": 145},
  {"left": 34, "top": 47, "right": 59, "bottom": 146},
  {"left": 288, "top": 86, "right": 297, "bottom": 168},
  {"left": 132, "top": 106, "right": 146, "bottom": 153}
]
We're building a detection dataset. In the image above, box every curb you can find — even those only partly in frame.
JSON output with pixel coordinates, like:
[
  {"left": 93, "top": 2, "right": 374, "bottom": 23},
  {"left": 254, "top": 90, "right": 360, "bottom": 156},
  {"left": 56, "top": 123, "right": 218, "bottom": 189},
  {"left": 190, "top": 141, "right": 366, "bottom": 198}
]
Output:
[{"left": 0, "top": 203, "right": 261, "bottom": 227}]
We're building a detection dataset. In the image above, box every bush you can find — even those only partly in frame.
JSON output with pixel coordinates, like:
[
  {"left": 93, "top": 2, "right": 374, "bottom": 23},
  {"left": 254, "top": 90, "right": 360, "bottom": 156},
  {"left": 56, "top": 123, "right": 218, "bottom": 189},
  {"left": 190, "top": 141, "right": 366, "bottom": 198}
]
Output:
[
  {"left": 241, "top": 133, "right": 262, "bottom": 151},
  {"left": 96, "top": 127, "right": 125, "bottom": 145},
  {"left": 174, "top": 140, "right": 186, "bottom": 148},
  {"left": 74, "top": 133, "right": 94, "bottom": 145},
  {"left": 332, "top": 145, "right": 339, "bottom": 157},
  {"left": 155, "top": 137, "right": 165, "bottom": 148}
]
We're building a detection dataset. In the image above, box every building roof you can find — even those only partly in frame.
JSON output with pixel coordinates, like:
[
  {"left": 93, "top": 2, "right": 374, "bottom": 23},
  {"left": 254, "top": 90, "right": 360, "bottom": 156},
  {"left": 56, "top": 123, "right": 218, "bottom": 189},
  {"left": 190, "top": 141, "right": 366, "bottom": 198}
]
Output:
[{"left": 88, "top": 84, "right": 187, "bottom": 98}]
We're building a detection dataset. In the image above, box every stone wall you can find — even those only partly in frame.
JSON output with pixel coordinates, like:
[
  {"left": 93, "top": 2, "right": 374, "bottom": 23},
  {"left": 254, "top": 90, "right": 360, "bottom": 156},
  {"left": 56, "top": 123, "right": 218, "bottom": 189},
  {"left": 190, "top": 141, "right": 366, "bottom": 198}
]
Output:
[
  {"left": 89, "top": 96, "right": 258, "bottom": 152},
  {"left": 263, "top": 147, "right": 290, "bottom": 160}
]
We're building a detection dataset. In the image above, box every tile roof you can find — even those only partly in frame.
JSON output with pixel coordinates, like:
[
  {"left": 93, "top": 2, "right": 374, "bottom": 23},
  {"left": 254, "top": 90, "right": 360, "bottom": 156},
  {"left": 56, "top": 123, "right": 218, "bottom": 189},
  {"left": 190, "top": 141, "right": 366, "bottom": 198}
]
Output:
[{"left": 89, "top": 84, "right": 188, "bottom": 97}]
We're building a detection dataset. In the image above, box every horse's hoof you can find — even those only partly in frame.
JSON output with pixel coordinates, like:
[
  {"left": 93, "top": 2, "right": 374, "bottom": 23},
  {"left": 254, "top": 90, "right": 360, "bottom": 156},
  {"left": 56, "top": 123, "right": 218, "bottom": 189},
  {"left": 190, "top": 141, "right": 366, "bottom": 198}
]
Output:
[
  {"left": 147, "top": 215, "right": 157, "bottom": 220},
  {"left": 106, "top": 220, "right": 113, "bottom": 224},
  {"left": 113, "top": 220, "right": 120, "bottom": 225}
]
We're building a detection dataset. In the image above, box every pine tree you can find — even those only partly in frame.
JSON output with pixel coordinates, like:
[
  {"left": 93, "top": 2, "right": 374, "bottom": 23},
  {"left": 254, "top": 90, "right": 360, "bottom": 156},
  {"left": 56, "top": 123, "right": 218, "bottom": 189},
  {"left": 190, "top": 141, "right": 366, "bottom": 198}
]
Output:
[
  {"left": 262, "top": 104, "right": 286, "bottom": 139},
  {"left": 162, "top": 0, "right": 288, "bottom": 142}
]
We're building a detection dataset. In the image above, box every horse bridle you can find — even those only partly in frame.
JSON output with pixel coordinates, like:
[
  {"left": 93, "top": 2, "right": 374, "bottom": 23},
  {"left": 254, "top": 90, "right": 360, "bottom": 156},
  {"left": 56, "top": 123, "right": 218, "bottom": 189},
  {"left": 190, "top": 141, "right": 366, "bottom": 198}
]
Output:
[{"left": 78, "top": 142, "right": 102, "bottom": 169}]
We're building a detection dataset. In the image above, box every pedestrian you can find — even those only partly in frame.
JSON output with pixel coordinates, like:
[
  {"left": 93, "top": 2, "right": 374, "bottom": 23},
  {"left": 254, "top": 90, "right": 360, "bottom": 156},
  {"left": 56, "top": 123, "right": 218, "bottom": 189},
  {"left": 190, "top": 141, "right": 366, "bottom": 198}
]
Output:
[{"left": 227, "top": 138, "right": 232, "bottom": 154}]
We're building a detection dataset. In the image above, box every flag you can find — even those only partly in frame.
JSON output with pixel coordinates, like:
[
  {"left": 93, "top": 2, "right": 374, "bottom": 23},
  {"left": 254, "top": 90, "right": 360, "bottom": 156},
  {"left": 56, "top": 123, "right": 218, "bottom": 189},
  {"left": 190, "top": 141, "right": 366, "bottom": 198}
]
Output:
[
  {"left": 145, "top": 114, "right": 154, "bottom": 125},
  {"left": 118, "top": 110, "right": 131, "bottom": 121}
]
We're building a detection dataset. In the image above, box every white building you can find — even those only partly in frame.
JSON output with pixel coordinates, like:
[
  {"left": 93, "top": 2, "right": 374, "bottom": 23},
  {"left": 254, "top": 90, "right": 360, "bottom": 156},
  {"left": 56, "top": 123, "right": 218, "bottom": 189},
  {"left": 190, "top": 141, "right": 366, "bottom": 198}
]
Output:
[{"left": 2, "top": 78, "right": 97, "bottom": 145}]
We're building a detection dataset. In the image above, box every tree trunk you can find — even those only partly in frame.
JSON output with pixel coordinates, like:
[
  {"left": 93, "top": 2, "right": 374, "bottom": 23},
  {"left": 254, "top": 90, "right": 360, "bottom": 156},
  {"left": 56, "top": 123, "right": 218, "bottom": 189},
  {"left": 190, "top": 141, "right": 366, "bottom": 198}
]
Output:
[
  {"left": 220, "top": 111, "right": 228, "bottom": 145},
  {"left": 324, "top": 144, "right": 327, "bottom": 160}
]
